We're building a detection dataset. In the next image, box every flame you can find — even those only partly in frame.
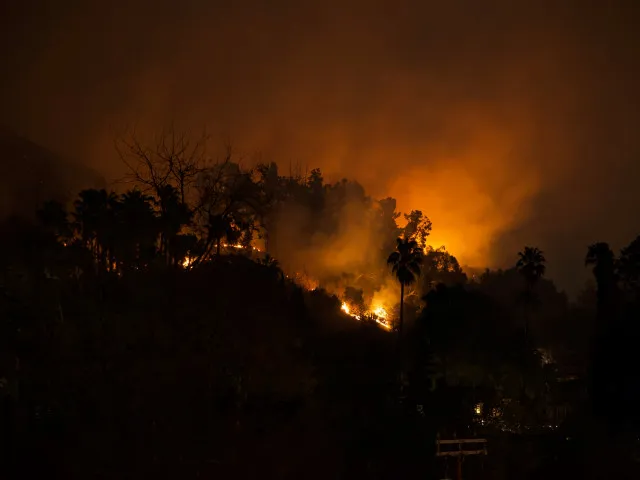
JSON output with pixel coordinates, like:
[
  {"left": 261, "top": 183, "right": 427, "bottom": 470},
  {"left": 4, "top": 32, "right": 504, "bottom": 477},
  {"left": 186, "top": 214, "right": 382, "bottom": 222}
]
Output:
[
  {"left": 182, "top": 243, "right": 263, "bottom": 268},
  {"left": 370, "top": 305, "right": 392, "bottom": 330},
  {"left": 341, "top": 302, "right": 361, "bottom": 320},
  {"left": 341, "top": 302, "right": 392, "bottom": 330},
  {"left": 292, "top": 271, "right": 319, "bottom": 290},
  {"left": 182, "top": 256, "right": 194, "bottom": 268},
  {"left": 371, "top": 305, "right": 388, "bottom": 319},
  {"left": 222, "top": 243, "right": 262, "bottom": 252}
]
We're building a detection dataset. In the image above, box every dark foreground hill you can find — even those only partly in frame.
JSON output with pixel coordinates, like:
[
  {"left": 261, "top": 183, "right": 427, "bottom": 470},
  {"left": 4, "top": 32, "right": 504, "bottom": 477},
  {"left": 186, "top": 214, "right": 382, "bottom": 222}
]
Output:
[{"left": 0, "top": 251, "right": 413, "bottom": 479}]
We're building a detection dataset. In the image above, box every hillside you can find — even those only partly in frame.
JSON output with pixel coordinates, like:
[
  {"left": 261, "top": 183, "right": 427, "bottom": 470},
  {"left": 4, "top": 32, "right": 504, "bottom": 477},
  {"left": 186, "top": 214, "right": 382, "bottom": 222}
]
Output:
[{"left": 0, "top": 127, "right": 104, "bottom": 217}]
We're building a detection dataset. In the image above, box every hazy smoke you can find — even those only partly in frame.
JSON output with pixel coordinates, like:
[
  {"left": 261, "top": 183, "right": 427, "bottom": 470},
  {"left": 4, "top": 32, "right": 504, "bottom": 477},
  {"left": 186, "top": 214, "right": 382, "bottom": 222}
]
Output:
[
  {"left": 2, "top": 0, "right": 640, "bottom": 294},
  {"left": 270, "top": 178, "right": 386, "bottom": 293}
]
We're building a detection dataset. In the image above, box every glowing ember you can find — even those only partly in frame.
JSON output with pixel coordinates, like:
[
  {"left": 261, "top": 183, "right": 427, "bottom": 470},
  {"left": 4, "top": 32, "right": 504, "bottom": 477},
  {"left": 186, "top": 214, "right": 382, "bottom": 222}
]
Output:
[
  {"left": 182, "top": 256, "right": 194, "bottom": 268},
  {"left": 222, "top": 243, "right": 262, "bottom": 252}
]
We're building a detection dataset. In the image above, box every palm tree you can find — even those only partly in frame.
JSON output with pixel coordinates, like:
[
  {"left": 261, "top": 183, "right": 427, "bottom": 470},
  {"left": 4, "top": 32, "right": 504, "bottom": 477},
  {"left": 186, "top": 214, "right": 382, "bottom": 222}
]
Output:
[
  {"left": 516, "top": 246, "right": 546, "bottom": 286},
  {"left": 585, "top": 242, "right": 620, "bottom": 417},
  {"left": 73, "top": 188, "right": 117, "bottom": 271},
  {"left": 515, "top": 246, "right": 546, "bottom": 341},
  {"left": 387, "top": 237, "right": 423, "bottom": 335},
  {"left": 118, "top": 189, "right": 159, "bottom": 269},
  {"left": 585, "top": 242, "right": 617, "bottom": 323}
]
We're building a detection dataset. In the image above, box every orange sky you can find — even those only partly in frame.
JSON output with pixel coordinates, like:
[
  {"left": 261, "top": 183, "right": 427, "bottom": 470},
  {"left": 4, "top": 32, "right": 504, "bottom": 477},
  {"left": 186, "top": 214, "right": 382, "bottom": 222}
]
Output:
[{"left": 2, "top": 0, "right": 640, "bottom": 293}]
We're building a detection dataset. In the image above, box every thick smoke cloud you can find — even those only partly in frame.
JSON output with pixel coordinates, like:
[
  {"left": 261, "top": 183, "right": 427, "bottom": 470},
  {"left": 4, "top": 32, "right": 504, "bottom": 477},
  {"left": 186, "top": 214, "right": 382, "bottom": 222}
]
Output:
[{"left": 2, "top": 0, "right": 639, "bottom": 293}]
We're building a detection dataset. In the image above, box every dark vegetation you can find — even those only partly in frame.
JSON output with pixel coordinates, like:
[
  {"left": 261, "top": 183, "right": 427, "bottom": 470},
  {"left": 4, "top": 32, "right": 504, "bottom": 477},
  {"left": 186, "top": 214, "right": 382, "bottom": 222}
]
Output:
[{"left": 1, "top": 130, "right": 640, "bottom": 478}]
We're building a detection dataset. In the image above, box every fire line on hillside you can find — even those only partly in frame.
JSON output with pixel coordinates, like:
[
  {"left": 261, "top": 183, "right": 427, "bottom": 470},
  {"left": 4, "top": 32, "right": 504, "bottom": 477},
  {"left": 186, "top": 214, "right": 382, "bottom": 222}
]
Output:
[
  {"left": 341, "top": 302, "right": 392, "bottom": 331},
  {"left": 180, "top": 242, "right": 393, "bottom": 332}
]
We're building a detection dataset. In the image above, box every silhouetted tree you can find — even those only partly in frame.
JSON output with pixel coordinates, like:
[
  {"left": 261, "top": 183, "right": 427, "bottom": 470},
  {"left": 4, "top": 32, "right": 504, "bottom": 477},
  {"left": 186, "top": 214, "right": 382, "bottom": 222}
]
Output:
[
  {"left": 420, "top": 246, "right": 467, "bottom": 293},
  {"left": 117, "top": 126, "right": 208, "bottom": 205},
  {"left": 255, "top": 162, "right": 281, "bottom": 253},
  {"left": 73, "top": 188, "right": 118, "bottom": 272},
  {"left": 307, "top": 168, "right": 325, "bottom": 214},
  {"left": 387, "top": 237, "right": 423, "bottom": 335},
  {"left": 258, "top": 253, "right": 285, "bottom": 283},
  {"left": 402, "top": 210, "right": 432, "bottom": 249},
  {"left": 515, "top": 246, "right": 546, "bottom": 342},
  {"left": 117, "top": 188, "right": 158, "bottom": 270},
  {"left": 36, "top": 199, "right": 72, "bottom": 241},
  {"left": 155, "top": 185, "right": 192, "bottom": 266},
  {"left": 207, "top": 213, "right": 240, "bottom": 256},
  {"left": 618, "top": 235, "right": 640, "bottom": 301},
  {"left": 585, "top": 242, "right": 619, "bottom": 420},
  {"left": 376, "top": 197, "right": 402, "bottom": 263},
  {"left": 585, "top": 242, "right": 617, "bottom": 322}
]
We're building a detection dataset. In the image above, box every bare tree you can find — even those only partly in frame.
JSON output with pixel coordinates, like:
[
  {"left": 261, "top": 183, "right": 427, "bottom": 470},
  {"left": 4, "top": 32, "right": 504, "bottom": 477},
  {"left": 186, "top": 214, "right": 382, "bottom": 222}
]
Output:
[
  {"left": 116, "top": 124, "right": 209, "bottom": 205},
  {"left": 116, "top": 127, "right": 264, "bottom": 266}
]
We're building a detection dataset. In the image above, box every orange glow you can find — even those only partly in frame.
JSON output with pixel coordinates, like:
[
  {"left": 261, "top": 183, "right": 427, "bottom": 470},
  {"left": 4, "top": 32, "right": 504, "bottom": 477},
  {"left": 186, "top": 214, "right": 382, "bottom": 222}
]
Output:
[
  {"left": 222, "top": 243, "right": 262, "bottom": 252},
  {"left": 182, "top": 256, "right": 194, "bottom": 268},
  {"left": 341, "top": 301, "right": 392, "bottom": 331},
  {"left": 341, "top": 301, "right": 361, "bottom": 320}
]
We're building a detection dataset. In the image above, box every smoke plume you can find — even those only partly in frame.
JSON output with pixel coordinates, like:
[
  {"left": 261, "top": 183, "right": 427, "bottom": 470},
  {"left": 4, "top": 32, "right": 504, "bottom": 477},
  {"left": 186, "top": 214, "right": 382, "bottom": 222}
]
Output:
[{"left": 2, "top": 0, "right": 640, "bottom": 293}]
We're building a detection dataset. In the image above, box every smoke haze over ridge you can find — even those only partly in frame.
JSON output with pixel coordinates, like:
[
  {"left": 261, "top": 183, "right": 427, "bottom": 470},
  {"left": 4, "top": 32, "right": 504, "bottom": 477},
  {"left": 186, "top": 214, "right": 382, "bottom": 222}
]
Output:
[{"left": 2, "top": 0, "right": 640, "bottom": 293}]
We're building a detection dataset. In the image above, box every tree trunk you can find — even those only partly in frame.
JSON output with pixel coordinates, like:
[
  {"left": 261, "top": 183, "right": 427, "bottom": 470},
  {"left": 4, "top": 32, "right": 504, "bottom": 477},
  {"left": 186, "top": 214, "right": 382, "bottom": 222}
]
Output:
[
  {"left": 524, "top": 307, "right": 530, "bottom": 351},
  {"left": 216, "top": 238, "right": 221, "bottom": 256},
  {"left": 524, "top": 281, "right": 532, "bottom": 346},
  {"left": 399, "top": 282, "right": 405, "bottom": 336}
]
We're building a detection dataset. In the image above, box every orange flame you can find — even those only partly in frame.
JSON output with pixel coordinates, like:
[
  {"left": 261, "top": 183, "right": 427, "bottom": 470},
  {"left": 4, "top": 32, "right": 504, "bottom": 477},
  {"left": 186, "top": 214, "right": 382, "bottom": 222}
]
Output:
[{"left": 341, "top": 301, "right": 391, "bottom": 330}]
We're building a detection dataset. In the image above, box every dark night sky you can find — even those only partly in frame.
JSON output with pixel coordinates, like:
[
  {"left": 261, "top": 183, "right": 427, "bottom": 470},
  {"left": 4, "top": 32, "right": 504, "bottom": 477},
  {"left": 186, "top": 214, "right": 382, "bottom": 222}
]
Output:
[{"left": 1, "top": 0, "right": 640, "bottom": 294}]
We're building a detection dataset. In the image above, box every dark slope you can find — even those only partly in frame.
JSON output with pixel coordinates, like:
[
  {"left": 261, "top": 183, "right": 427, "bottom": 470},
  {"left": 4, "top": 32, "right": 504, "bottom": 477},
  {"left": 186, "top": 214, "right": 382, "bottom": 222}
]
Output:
[{"left": 0, "top": 127, "right": 104, "bottom": 216}]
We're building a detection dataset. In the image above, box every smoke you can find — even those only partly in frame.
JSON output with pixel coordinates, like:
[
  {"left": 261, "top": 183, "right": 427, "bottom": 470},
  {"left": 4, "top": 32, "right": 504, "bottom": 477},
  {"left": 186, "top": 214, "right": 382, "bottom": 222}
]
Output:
[
  {"left": 371, "top": 276, "right": 401, "bottom": 313},
  {"left": 2, "top": 0, "right": 640, "bottom": 294},
  {"left": 270, "top": 178, "right": 383, "bottom": 288}
]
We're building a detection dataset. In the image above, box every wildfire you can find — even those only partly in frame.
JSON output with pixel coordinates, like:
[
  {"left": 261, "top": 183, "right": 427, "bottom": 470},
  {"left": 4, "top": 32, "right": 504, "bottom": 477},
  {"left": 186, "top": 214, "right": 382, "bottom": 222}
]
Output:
[
  {"left": 340, "top": 302, "right": 392, "bottom": 330},
  {"left": 372, "top": 306, "right": 392, "bottom": 330},
  {"left": 341, "top": 302, "right": 361, "bottom": 320},
  {"left": 182, "top": 256, "right": 194, "bottom": 268},
  {"left": 222, "top": 243, "right": 262, "bottom": 252},
  {"left": 181, "top": 243, "right": 262, "bottom": 268},
  {"left": 372, "top": 306, "right": 388, "bottom": 320}
]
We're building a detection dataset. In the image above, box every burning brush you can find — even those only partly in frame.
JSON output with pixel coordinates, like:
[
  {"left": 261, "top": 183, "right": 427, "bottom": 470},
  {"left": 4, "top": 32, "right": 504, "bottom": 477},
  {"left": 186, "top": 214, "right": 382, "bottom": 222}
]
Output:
[{"left": 340, "top": 301, "right": 392, "bottom": 330}]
